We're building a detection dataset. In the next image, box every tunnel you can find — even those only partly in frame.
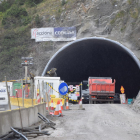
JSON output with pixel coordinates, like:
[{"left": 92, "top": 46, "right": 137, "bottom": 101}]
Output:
[{"left": 42, "top": 37, "right": 140, "bottom": 98}]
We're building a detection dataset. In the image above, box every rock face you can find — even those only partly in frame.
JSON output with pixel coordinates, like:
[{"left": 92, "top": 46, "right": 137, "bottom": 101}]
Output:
[
  {"left": 1, "top": 0, "right": 140, "bottom": 81},
  {"left": 132, "top": 91, "right": 140, "bottom": 113},
  {"left": 32, "top": 0, "right": 140, "bottom": 77}
]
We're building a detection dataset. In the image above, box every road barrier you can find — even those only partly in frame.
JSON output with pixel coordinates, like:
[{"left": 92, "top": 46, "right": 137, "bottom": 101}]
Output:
[
  {"left": 46, "top": 82, "right": 82, "bottom": 102},
  {"left": 10, "top": 97, "right": 37, "bottom": 107},
  {"left": 0, "top": 103, "right": 46, "bottom": 136},
  {"left": 50, "top": 98, "right": 64, "bottom": 108},
  {"left": 10, "top": 97, "right": 65, "bottom": 109}
]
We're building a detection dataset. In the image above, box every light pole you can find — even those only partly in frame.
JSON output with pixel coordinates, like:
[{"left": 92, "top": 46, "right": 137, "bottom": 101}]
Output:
[
  {"left": 21, "top": 57, "right": 33, "bottom": 83},
  {"left": 21, "top": 57, "right": 33, "bottom": 100}
]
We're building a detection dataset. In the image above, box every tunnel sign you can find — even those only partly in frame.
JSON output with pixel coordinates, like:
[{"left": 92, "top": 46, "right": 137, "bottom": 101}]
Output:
[
  {"left": 59, "top": 82, "right": 68, "bottom": 95},
  {"left": 120, "top": 86, "right": 125, "bottom": 94}
]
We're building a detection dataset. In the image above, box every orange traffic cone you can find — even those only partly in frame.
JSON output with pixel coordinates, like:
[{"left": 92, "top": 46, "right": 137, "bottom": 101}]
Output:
[
  {"left": 60, "top": 99, "right": 63, "bottom": 110},
  {"left": 66, "top": 99, "right": 69, "bottom": 110},
  {"left": 37, "top": 93, "right": 40, "bottom": 104},
  {"left": 79, "top": 98, "right": 83, "bottom": 109},
  {"left": 125, "top": 98, "right": 128, "bottom": 104},
  {"left": 46, "top": 103, "right": 48, "bottom": 110},
  {"left": 54, "top": 100, "right": 59, "bottom": 115},
  {"left": 59, "top": 100, "right": 62, "bottom": 115},
  {"left": 51, "top": 100, "right": 54, "bottom": 110}
]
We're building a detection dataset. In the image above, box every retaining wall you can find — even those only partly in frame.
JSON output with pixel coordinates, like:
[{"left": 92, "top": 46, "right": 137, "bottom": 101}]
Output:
[{"left": 0, "top": 103, "right": 46, "bottom": 135}]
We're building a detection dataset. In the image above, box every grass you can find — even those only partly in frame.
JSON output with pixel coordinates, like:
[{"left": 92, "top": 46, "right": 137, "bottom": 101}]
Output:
[
  {"left": 130, "top": 8, "right": 139, "bottom": 19},
  {"left": 110, "top": 10, "right": 125, "bottom": 25},
  {"left": 121, "top": 25, "right": 126, "bottom": 32}
]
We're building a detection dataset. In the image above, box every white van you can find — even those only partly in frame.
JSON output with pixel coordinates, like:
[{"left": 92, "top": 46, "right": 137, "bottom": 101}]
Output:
[{"left": 0, "top": 87, "right": 9, "bottom": 111}]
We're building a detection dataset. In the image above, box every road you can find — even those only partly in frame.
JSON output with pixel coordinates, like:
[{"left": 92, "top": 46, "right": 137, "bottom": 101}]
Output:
[{"left": 33, "top": 104, "right": 140, "bottom": 140}]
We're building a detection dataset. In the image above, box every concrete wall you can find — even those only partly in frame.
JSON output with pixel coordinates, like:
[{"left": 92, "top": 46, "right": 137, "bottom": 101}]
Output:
[{"left": 0, "top": 103, "right": 46, "bottom": 135}]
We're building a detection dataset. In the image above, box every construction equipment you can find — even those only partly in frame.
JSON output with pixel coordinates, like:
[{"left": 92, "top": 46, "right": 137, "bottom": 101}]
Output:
[
  {"left": 88, "top": 77, "right": 116, "bottom": 104},
  {"left": 45, "top": 68, "right": 57, "bottom": 77}
]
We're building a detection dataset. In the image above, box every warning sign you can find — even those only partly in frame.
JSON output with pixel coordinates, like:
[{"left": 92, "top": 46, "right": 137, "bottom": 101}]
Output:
[
  {"left": 76, "top": 85, "right": 80, "bottom": 92},
  {"left": 69, "top": 85, "right": 73, "bottom": 92},
  {"left": 120, "top": 94, "right": 126, "bottom": 104}
]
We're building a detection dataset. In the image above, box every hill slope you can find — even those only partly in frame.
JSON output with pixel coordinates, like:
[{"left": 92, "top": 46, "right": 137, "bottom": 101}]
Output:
[{"left": 0, "top": 0, "right": 140, "bottom": 81}]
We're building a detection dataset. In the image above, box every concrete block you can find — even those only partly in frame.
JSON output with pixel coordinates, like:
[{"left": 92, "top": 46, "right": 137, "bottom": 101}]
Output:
[{"left": 0, "top": 103, "right": 46, "bottom": 135}]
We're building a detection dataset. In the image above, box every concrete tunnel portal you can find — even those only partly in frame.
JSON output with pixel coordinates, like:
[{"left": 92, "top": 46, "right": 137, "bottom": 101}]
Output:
[{"left": 42, "top": 37, "right": 140, "bottom": 98}]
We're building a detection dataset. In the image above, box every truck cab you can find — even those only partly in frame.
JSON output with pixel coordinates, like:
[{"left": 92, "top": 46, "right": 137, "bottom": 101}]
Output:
[
  {"left": 81, "top": 80, "right": 89, "bottom": 104},
  {"left": 0, "top": 87, "right": 8, "bottom": 111}
]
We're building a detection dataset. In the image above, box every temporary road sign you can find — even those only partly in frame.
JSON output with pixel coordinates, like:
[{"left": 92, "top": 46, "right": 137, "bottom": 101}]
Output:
[
  {"left": 69, "top": 85, "right": 73, "bottom": 92},
  {"left": 120, "top": 94, "right": 126, "bottom": 104},
  {"left": 59, "top": 82, "right": 68, "bottom": 95},
  {"left": 120, "top": 86, "right": 125, "bottom": 94},
  {"left": 76, "top": 85, "right": 80, "bottom": 92}
]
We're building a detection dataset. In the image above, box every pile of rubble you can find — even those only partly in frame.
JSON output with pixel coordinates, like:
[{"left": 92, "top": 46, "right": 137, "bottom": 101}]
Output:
[
  {"left": 0, "top": 113, "right": 56, "bottom": 140},
  {"left": 131, "top": 91, "right": 140, "bottom": 113}
]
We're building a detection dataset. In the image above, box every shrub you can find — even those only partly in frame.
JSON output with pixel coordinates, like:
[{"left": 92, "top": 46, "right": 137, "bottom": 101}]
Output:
[
  {"left": 0, "top": 12, "right": 3, "bottom": 20},
  {"left": 15, "top": 0, "right": 26, "bottom": 5},
  {"left": 25, "top": 0, "right": 43, "bottom": 7},
  {"left": 61, "top": 0, "right": 66, "bottom": 6},
  {"left": 7, "top": 5, "right": 28, "bottom": 18},
  {"left": 35, "top": 14, "right": 41, "bottom": 26},
  {"left": 2, "top": 5, "right": 30, "bottom": 26},
  {"left": 0, "top": 0, "right": 14, "bottom": 12}
]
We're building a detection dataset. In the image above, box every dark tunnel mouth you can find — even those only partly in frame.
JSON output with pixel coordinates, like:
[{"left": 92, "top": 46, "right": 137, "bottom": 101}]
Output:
[{"left": 42, "top": 37, "right": 140, "bottom": 98}]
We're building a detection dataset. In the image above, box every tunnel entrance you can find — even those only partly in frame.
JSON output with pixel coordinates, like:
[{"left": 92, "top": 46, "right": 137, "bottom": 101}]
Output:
[{"left": 42, "top": 37, "right": 140, "bottom": 98}]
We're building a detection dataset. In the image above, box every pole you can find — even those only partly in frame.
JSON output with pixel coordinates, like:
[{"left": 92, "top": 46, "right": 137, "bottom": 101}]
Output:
[
  {"left": 16, "top": 90, "right": 23, "bottom": 130},
  {"left": 25, "top": 61, "right": 27, "bottom": 83},
  {"left": 5, "top": 76, "right": 11, "bottom": 110},
  {"left": 21, "top": 79, "right": 24, "bottom": 107},
  {"left": 31, "top": 79, "right": 34, "bottom": 106},
  {"left": 46, "top": 92, "right": 50, "bottom": 113},
  {"left": 42, "top": 81, "right": 45, "bottom": 102},
  {"left": 38, "top": 80, "right": 41, "bottom": 103}
]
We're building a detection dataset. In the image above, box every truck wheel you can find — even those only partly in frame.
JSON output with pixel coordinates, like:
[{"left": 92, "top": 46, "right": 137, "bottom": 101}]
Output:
[
  {"left": 89, "top": 98, "right": 92, "bottom": 104},
  {"left": 89, "top": 96, "right": 92, "bottom": 104},
  {"left": 4, "top": 105, "right": 9, "bottom": 110},
  {"left": 94, "top": 101, "right": 96, "bottom": 104}
]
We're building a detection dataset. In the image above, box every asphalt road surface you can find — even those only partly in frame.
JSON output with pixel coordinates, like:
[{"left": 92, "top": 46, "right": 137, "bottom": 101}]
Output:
[{"left": 33, "top": 104, "right": 140, "bottom": 140}]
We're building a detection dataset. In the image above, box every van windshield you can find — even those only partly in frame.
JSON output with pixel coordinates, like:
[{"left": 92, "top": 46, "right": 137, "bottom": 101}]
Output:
[{"left": 82, "top": 81, "right": 88, "bottom": 90}]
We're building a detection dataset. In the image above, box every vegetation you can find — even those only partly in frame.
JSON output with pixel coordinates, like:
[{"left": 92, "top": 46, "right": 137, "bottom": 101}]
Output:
[
  {"left": 130, "top": 8, "right": 139, "bottom": 19},
  {"left": 110, "top": 10, "right": 125, "bottom": 25},
  {"left": 61, "top": 0, "right": 67, "bottom": 6},
  {"left": 0, "top": 0, "right": 73, "bottom": 80}
]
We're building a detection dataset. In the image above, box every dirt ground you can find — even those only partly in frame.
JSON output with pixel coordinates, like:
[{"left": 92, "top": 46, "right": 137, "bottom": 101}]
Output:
[{"left": 33, "top": 104, "right": 140, "bottom": 140}]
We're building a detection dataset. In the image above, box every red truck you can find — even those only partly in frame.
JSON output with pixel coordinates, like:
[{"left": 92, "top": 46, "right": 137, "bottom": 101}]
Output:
[{"left": 88, "top": 77, "right": 116, "bottom": 104}]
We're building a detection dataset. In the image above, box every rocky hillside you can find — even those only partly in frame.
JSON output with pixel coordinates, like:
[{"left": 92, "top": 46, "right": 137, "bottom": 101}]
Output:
[{"left": 0, "top": 0, "right": 140, "bottom": 81}]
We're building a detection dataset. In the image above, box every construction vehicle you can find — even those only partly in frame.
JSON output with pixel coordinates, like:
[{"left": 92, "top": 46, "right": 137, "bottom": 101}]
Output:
[
  {"left": 0, "top": 87, "right": 8, "bottom": 110},
  {"left": 88, "top": 77, "right": 116, "bottom": 104}
]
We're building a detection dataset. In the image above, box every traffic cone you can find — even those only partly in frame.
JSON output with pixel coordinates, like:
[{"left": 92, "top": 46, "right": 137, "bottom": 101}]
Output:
[
  {"left": 125, "top": 98, "right": 128, "bottom": 104},
  {"left": 54, "top": 100, "right": 59, "bottom": 115},
  {"left": 51, "top": 100, "right": 54, "bottom": 111},
  {"left": 79, "top": 98, "right": 83, "bottom": 109},
  {"left": 60, "top": 99, "right": 63, "bottom": 110},
  {"left": 46, "top": 103, "right": 48, "bottom": 110},
  {"left": 37, "top": 93, "right": 40, "bottom": 104},
  {"left": 79, "top": 98, "right": 85, "bottom": 110},
  {"left": 59, "top": 100, "right": 62, "bottom": 116},
  {"left": 66, "top": 99, "right": 69, "bottom": 110}
]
